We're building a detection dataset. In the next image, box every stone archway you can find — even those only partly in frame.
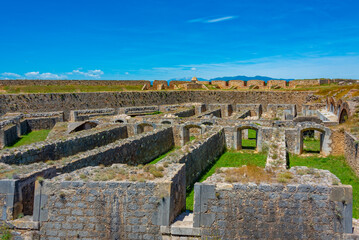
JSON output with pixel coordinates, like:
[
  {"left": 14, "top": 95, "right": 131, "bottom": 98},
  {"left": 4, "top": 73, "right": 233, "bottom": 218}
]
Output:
[
  {"left": 233, "top": 123, "right": 262, "bottom": 151},
  {"left": 296, "top": 123, "right": 332, "bottom": 156},
  {"left": 134, "top": 122, "right": 157, "bottom": 134},
  {"left": 180, "top": 123, "right": 206, "bottom": 146}
]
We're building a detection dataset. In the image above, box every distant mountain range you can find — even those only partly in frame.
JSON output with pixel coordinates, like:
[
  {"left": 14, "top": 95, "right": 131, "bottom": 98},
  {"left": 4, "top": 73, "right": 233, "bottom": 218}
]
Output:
[{"left": 168, "top": 75, "right": 293, "bottom": 82}]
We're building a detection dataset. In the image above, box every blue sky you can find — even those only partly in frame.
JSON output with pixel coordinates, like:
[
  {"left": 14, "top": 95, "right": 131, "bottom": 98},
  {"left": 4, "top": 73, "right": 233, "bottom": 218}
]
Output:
[{"left": 1, "top": 0, "right": 359, "bottom": 80}]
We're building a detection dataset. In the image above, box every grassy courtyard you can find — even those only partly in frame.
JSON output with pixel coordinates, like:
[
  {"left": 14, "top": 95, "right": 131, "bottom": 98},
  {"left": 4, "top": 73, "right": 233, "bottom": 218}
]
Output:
[
  {"left": 6, "top": 130, "right": 50, "bottom": 148},
  {"left": 303, "top": 137, "right": 321, "bottom": 153},
  {"left": 186, "top": 150, "right": 267, "bottom": 211},
  {"left": 241, "top": 129, "right": 257, "bottom": 149},
  {"left": 290, "top": 154, "right": 359, "bottom": 218}
]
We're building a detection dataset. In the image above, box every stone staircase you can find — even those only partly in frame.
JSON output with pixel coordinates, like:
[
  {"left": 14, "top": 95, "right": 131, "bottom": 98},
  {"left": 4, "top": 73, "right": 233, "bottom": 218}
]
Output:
[{"left": 161, "top": 211, "right": 201, "bottom": 239}]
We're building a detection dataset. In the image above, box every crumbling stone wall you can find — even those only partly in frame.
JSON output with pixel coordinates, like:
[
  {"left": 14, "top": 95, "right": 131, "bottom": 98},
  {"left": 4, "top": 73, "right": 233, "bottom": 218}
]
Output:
[
  {"left": 211, "top": 81, "right": 227, "bottom": 88},
  {"left": 195, "top": 183, "right": 353, "bottom": 239},
  {"left": 344, "top": 132, "right": 359, "bottom": 176},
  {"left": 59, "top": 127, "right": 174, "bottom": 172},
  {"left": 0, "top": 124, "right": 18, "bottom": 148},
  {"left": 0, "top": 125, "right": 128, "bottom": 165}
]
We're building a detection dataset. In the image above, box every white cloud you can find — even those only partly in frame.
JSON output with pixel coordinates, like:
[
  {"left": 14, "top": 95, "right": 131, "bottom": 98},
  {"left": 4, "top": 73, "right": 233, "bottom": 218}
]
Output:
[
  {"left": 70, "top": 69, "right": 104, "bottom": 78},
  {"left": 191, "top": 67, "right": 197, "bottom": 71},
  {"left": 205, "top": 16, "right": 237, "bottom": 23},
  {"left": 188, "top": 16, "right": 237, "bottom": 23},
  {"left": 125, "top": 72, "right": 129, "bottom": 75},
  {"left": 1, "top": 72, "right": 21, "bottom": 78},
  {"left": 24, "top": 71, "right": 66, "bottom": 79}
]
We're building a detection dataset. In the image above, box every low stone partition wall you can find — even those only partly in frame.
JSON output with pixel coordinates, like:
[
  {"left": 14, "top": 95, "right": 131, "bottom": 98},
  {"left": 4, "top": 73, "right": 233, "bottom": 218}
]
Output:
[
  {"left": 0, "top": 124, "right": 19, "bottom": 148},
  {"left": 194, "top": 168, "right": 353, "bottom": 239},
  {"left": 236, "top": 110, "right": 251, "bottom": 119},
  {"left": 59, "top": 127, "right": 174, "bottom": 172},
  {"left": 174, "top": 108, "right": 196, "bottom": 118},
  {"left": 208, "top": 104, "right": 233, "bottom": 117},
  {"left": 159, "top": 128, "right": 225, "bottom": 187},
  {"left": 69, "top": 108, "right": 116, "bottom": 122},
  {"left": 267, "top": 104, "right": 297, "bottom": 118},
  {"left": 196, "top": 108, "right": 221, "bottom": 119},
  {"left": 0, "top": 125, "right": 128, "bottom": 165},
  {"left": 118, "top": 105, "right": 159, "bottom": 116},
  {"left": 236, "top": 104, "right": 262, "bottom": 117},
  {"left": 344, "top": 132, "right": 359, "bottom": 176},
  {"left": 34, "top": 163, "right": 185, "bottom": 239}
]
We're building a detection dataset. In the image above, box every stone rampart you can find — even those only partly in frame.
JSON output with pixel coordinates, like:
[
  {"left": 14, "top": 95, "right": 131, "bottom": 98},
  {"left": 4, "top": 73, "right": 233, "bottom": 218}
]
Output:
[
  {"left": 228, "top": 80, "right": 245, "bottom": 88},
  {"left": 0, "top": 79, "right": 150, "bottom": 87},
  {"left": 247, "top": 80, "right": 265, "bottom": 88},
  {"left": 0, "top": 125, "right": 128, "bottom": 165},
  {"left": 289, "top": 79, "right": 320, "bottom": 87},
  {"left": 267, "top": 80, "right": 287, "bottom": 89},
  {"left": 0, "top": 91, "right": 313, "bottom": 119}
]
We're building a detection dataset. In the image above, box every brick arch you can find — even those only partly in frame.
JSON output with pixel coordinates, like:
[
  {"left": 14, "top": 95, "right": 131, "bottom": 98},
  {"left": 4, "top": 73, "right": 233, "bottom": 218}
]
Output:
[{"left": 327, "top": 97, "right": 336, "bottom": 113}]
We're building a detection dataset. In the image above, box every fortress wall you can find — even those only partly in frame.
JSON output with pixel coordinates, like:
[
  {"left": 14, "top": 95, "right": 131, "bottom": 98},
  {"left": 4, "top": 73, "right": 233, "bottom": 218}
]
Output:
[
  {"left": 228, "top": 80, "right": 245, "bottom": 88},
  {"left": 0, "top": 91, "right": 313, "bottom": 120},
  {"left": 289, "top": 79, "right": 320, "bottom": 88},
  {"left": 195, "top": 183, "right": 353, "bottom": 239},
  {"left": 267, "top": 80, "right": 287, "bottom": 88},
  {"left": 344, "top": 132, "right": 359, "bottom": 177},
  {"left": 0, "top": 79, "right": 150, "bottom": 87},
  {"left": 0, "top": 125, "right": 128, "bottom": 165},
  {"left": 247, "top": 80, "right": 265, "bottom": 87}
]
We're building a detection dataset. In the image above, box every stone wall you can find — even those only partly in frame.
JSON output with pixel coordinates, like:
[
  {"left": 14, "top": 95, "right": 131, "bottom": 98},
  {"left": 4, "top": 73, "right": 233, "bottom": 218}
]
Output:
[
  {"left": 0, "top": 91, "right": 313, "bottom": 119},
  {"left": 0, "top": 124, "right": 19, "bottom": 148},
  {"left": 0, "top": 125, "right": 128, "bottom": 165},
  {"left": 247, "top": 80, "right": 265, "bottom": 88},
  {"left": 330, "top": 129, "right": 345, "bottom": 156},
  {"left": 59, "top": 127, "right": 174, "bottom": 172},
  {"left": 194, "top": 182, "right": 353, "bottom": 239},
  {"left": 267, "top": 80, "right": 287, "bottom": 89},
  {"left": 289, "top": 79, "right": 320, "bottom": 88},
  {"left": 160, "top": 128, "right": 226, "bottom": 187},
  {"left": 211, "top": 81, "right": 227, "bottom": 88},
  {"left": 36, "top": 164, "right": 185, "bottom": 239},
  {"left": 344, "top": 132, "right": 359, "bottom": 176},
  {"left": 228, "top": 80, "right": 245, "bottom": 88},
  {"left": 0, "top": 79, "right": 151, "bottom": 87}
]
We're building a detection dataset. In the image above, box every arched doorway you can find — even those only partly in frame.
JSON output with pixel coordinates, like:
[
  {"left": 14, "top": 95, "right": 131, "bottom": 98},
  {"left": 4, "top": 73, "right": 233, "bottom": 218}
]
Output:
[{"left": 339, "top": 109, "right": 348, "bottom": 124}]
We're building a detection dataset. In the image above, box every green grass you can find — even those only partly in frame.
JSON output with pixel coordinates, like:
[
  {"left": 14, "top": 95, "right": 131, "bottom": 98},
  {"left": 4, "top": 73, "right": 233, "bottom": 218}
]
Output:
[
  {"left": 7, "top": 130, "right": 50, "bottom": 148},
  {"left": 242, "top": 129, "right": 257, "bottom": 149},
  {"left": 186, "top": 150, "right": 267, "bottom": 211},
  {"left": 303, "top": 137, "right": 321, "bottom": 153},
  {"left": 1, "top": 84, "right": 143, "bottom": 93},
  {"left": 143, "top": 111, "right": 162, "bottom": 115},
  {"left": 148, "top": 147, "right": 179, "bottom": 165},
  {"left": 290, "top": 154, "right": 359, "bottom": 218}
]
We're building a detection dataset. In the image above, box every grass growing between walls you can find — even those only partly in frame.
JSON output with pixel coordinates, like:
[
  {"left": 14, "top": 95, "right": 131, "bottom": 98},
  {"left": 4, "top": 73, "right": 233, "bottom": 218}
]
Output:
[
  {"left": 290, "top": 154, "right": 359, "bottom": 218},
  {"left": 148, "top": 147, "right": 179, "bottom": 165},
  {"left": 0, "top": 85, "right": 143, "bottom": 93},
  {"left": 186, "top": 150, "right": 267, "bottom": 211},
  {"left": 241, "top": 129, "right": 257, "bottom": 149},
  {"left": 303, "top": 137, "right": 321, "bottom": 153},
  {"left": 7, "top": 130, "right": 50, "bottom": 148}
]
